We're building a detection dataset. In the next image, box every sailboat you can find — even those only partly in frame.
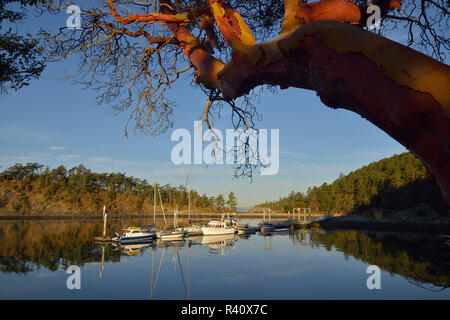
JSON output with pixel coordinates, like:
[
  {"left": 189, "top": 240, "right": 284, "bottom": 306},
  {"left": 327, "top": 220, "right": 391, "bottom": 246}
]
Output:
[
  {"left": 161, "top": 210, "right": 185, "bottom": 241},
  {"left": 155, "top": 183, "right": 184, "bottom": 241},
  {"left": 181, "top": 168, "right": 204, "bottom": 236}
]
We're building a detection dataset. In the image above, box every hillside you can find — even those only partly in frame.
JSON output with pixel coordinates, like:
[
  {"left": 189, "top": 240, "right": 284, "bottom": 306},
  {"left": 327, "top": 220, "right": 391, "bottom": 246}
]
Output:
[
  {"left": 0, "top": 163, "right": 236, "bottom": 215},
  {"left": 252, "top": 152, "right": 448, "bottom": 216}
]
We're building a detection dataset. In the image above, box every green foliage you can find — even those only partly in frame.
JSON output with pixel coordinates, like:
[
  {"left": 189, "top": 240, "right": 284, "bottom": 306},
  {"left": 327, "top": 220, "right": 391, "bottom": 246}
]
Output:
[
  {"left": 226, "top": 191, "right": 238, "bottom": 211},
  {"left": 0, "top": 0, "right": 46, "bottom": 92},
  {"left": 256, "top": 152, "right": 447, "bottom": 215},
  {"left": 215, "top": 194, "right": 225, "bottom": 211},
  {"left": 0, "top": 162, "right": 222, "bottom": 212}
]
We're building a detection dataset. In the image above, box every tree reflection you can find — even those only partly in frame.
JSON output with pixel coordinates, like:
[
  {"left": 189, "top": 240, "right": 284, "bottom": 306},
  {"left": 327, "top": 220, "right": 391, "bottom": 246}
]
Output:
[
  {"left": 300, "top": 229, "right": 450, "bottom": 289},
  {"left": 1, "top": 220, "right": 449, "bottom": 292}
]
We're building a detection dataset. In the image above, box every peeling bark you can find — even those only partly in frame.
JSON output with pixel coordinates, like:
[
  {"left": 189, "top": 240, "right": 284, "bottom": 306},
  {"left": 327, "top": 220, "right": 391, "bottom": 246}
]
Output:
[
  {"left": 103, "top": 0, "right": 450, "bottom": 208},
  {"left": 215, "top": 20, "right": 450, "bottom": 206}
]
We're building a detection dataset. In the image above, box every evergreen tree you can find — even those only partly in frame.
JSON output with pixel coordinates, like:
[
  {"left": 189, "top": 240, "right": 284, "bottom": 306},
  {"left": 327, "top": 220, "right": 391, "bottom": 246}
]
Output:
[{"left": 226, "top": 192, "right": 238, "bottom": 211}]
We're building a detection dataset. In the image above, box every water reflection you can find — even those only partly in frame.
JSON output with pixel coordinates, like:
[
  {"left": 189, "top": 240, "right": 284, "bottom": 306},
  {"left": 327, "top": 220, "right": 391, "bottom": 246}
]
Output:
[
  {"left": 201, "top": 234, "right": 237, "bottom": 255},
  {"left": 0, "top": 219, "right": 449, "bottom": 298}
]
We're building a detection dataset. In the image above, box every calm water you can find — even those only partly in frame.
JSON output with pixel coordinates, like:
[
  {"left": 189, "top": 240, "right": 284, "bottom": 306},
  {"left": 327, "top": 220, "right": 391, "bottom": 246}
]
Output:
[{"left": 0, "top": 218, "right": 449, "bottom": 299}]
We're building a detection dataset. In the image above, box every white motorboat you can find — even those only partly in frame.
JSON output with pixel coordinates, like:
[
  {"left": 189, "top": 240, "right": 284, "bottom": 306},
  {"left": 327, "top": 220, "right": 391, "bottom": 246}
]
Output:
[
  {"left": 118, "top": 227, "right": 156, "bottom": 243},
  {"left": 202, "top": 220, "right": 236, "bottom": 236}
]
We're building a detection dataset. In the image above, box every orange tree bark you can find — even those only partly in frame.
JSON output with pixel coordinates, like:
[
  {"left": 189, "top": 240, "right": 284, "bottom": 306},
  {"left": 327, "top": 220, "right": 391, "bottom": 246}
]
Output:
[
  {"left": 215, "top": 20, "right": 450, "bottom": 207},
  {"left": 106, "top": 0, "right": 450, "bottom": 208}
]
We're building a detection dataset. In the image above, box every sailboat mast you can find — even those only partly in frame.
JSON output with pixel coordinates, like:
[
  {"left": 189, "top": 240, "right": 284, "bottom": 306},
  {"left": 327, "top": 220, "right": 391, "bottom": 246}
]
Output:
[
  {"left": 188, "top": 189, "right": 191, "bottom": 221},
  {"left": 187, "top": 168, "right": 192, "bottom": 221},
  {"left": 154, "top": 177, "right": 156, "bottom": 224},
  {"left": 157, "top": 183, "right": 168, "bottom": 229}
]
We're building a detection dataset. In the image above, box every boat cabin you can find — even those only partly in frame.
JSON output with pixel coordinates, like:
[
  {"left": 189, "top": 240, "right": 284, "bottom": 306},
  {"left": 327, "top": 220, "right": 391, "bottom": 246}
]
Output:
[{"left": 207, "top": 221, "right": 229, "bottom": 228}]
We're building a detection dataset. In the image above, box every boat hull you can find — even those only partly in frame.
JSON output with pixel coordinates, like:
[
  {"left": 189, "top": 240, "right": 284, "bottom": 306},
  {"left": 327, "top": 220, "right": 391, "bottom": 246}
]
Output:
[
  {"left": 161, "top": 232, "right": 185, "bottom": 240},
  {"left": 237, "top": 228, "right": 257, "bottom": 235},
  {"left": 119, "top": 234, "right": 155, "bottom": 243},
  {"left": 202, "top": 227, "right": 236, "bottom": 236},
  {"left": 183, "top": 226, "right": 204, "bottom": 236}
]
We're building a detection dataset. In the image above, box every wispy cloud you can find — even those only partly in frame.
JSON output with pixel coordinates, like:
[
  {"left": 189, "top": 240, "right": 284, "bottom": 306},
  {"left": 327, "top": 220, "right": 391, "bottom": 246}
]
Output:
[
  {"left": 280, "top": 161, "right": 343, "bottom": 176},
  {"left": 49, "top": 146, "right": 68, "bottom": 151},
  {"left": 152, "top": 164, "right": 230, "bottom": 179},
  {"left": 58, "top": 154, "right": 81, "bottom": 160},
  {"left": 280, "top": 149, "right": 309, "bottom": 159},
  {"left": 0, "top": 125, "right": 52, "bottom": 143},
  {"left": 17, "top": 152, "right": 52, "bottom": 162},
  {"left": 87, "top": 156, "right": 143, "bottom": 167}
]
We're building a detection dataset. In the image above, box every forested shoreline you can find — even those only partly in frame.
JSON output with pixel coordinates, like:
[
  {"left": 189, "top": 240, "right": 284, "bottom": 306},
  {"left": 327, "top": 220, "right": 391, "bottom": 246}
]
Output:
[
  {"left": 1, "top": 152, "right": 448, "bottom": 217},
  {"left": 0, "top": 163, "right": 238, "bottom": 215},
  {"left": 252, "top": 152, "right": 448, "bottom": 216}
]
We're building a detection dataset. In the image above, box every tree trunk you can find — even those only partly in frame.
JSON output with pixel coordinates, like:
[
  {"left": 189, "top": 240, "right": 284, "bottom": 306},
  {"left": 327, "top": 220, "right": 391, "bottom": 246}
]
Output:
[{"left": 216, "top": 20, "right": 450, "bottom": 207}]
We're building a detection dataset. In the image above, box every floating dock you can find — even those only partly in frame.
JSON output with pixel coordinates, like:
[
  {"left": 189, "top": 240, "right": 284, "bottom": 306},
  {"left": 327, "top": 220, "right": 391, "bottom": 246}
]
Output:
[{"left": 94, "top": 235, "right": 118, "bottom": 242}]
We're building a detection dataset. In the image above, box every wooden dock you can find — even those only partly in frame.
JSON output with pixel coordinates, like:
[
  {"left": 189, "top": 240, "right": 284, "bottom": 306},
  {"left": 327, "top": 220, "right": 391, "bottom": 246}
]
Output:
[{"left": 94, "top": 235, "right": 118, "bottom": 242}]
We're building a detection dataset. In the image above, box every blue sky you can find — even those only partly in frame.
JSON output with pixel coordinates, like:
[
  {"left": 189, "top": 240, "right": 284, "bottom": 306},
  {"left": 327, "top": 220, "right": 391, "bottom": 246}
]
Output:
[{"left": 0, "top": 5, "right": 407, "bottom": 209}]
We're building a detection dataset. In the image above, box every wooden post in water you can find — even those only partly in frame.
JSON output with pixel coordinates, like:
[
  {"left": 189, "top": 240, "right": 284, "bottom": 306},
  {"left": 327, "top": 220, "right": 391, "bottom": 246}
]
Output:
[
  {"left": 99, "top": 244, "right": 105, "bottom": 278},
  {"left": 174, "top": 212, "right": 178, "bottom": 229},
  {"left": 102, "top": 205, "right": 107, "bottom": 238}
]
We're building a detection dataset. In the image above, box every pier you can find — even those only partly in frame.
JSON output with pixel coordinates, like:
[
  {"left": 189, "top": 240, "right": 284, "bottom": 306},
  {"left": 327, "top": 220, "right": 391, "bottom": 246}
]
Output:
[{"left": 259, "top": 207, "right": 329, "bottom": 229}]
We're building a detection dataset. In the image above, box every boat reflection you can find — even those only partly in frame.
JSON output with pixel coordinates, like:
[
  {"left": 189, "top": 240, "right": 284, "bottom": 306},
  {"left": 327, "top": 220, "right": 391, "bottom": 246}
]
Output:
[
  {"left": 113, "top": 241, "right": 154, "bottom": 256},
  {"left": 1, "top": 219, "right": 449, "bottom": 295},
  {"left": 201, "top": 234, "right": 238, "bottom": 254}
]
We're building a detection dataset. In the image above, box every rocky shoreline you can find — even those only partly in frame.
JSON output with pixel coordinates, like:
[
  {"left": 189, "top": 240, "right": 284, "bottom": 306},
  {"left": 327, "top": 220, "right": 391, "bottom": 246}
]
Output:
[{"left": 314, "top": 204, "right": 450, "bottom": 234}]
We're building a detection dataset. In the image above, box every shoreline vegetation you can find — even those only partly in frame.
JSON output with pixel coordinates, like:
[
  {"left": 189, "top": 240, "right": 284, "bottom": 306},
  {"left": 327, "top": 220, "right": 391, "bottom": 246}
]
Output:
[
  {"left": 0, "top": 221, "right": 447, "bottom": 289},
  {"left": 252, "top": 152, "right": 449, "bottom": 217},
  {"left": 0, "top": 163, "right": 238, "bottom": 216},
  {"left": 0, "top": 152, "right": 449, "bottom": 233}
]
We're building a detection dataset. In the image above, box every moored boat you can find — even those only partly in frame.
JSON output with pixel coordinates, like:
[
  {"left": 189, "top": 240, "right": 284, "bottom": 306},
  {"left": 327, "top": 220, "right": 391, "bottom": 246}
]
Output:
[
  {"left": 259, "top": 222, "right": 275, "bottom": 233},
  {"left": 118, "top": 227, "right": 156, "bottom": 243},
  {"left": 202, "top": 220, "right": 236, "bottom": 236},
  {"left": 237, "top": 223, "right": 257, "bottom": 235},
  {"left": 160, "top": 229, "right": 185, "bottom": 241},
  {"left": 183, "top": 225, "right": 204, "bottom": 236}
]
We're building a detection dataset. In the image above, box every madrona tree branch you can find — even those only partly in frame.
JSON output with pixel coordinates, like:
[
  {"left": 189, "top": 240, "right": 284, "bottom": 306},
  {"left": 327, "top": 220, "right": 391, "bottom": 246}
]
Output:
[
  {"left": 44, "top": 0, "right": 450, "bottom": 208},
  {"left": 213, "top": 19, "right": 450, "bottom": 206}
]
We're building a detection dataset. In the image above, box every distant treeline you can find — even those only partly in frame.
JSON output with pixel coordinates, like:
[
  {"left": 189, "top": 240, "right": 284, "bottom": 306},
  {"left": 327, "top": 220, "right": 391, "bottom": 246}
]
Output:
[
  {"left": 253, "top": 152, "right": 447, "bottom": 215},
  {"left": 0, "top": 163, "right": 238, "bottom": 214}
]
